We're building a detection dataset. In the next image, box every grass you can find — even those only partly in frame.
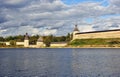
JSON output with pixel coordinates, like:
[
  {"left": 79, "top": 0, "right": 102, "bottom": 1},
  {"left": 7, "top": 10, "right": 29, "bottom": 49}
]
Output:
[{"left": 69, "top": 38, "right": 120, "bottom": 47}]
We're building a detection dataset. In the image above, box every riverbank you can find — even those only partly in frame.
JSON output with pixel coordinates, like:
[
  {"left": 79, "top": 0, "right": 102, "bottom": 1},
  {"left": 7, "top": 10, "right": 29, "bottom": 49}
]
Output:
[
  {"left": 1, "top": 45, "right": 120, "bottom": 48},
  {"left": 69, "top": 38, "right": 120, "bottom": 48}
]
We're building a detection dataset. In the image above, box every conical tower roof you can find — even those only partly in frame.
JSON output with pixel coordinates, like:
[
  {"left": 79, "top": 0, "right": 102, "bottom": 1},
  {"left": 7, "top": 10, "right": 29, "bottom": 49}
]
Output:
[
  {"left": 24, "top": 33, "right": 29, "bottom": 40},
  {"left": 74, "top": 24, "right": 79, "bottom": 31},
  {"left": 37, "top": 36, "right": 43, "bottom": 42}
]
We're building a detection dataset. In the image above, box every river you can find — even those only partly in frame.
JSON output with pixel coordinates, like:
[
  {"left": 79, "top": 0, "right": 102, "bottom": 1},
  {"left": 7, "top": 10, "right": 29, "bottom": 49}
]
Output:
[{"left": 0, "top": 48, "right": 120, "bottom": 77}]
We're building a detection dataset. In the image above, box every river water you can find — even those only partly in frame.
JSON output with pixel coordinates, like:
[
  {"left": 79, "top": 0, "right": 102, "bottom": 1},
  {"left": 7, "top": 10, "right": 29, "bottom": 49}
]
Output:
[{"left": 0, "top": 48, "right": 120, "bottom": 77}]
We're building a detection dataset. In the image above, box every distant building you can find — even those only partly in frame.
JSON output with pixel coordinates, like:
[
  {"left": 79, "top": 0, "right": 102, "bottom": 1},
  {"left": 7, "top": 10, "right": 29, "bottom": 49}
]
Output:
[
  {"left": 36, "top": 36, "right": 45, "bottom": 47},
  {"left": 15, "top": 33, "right": 29, "bottom": 47},
  {"left": 72, "top": 25, "right": 120, "bottom": 40},
  {"left": 16, "top": 34, "right": 45, "bottom": 48}
]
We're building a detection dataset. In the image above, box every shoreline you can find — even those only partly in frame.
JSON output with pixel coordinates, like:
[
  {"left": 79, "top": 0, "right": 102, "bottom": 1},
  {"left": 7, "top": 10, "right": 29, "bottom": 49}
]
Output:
[{"left": 0, "top": 46, "right": 120, "bottom": 48}]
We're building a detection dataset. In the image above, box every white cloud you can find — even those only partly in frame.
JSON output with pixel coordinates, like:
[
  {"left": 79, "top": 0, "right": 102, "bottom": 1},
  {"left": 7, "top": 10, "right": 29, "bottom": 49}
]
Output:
[
  {"left": 43, "top": 29, "right": 57, "bottom": 35},
  {"left": 0, "top": 0, "right": 120, "bottom": 36},
  {"left": 4, "top": 0, "right": 25, "bottom": 4}
]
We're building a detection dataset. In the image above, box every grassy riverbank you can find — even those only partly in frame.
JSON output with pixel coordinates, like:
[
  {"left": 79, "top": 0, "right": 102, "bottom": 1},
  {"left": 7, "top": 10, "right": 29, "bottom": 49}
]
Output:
[
  {"left": 69, "top": 38, "right": 120, "bottom": 48},
  {"left": 1, "top": 38, "right": 120, "bottom": 48}
]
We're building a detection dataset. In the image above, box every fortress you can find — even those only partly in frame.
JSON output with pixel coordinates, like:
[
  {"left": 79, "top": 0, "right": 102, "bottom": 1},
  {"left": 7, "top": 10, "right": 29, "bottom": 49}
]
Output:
[
  {"left": 72, "top": 25, "right": 120, "bottom": 40},
  {"left": 15, "top": 26, "right": 120, "bottom": 47},
  {"left": 1, "top": 25, "right": 120, "bottom": 47}
]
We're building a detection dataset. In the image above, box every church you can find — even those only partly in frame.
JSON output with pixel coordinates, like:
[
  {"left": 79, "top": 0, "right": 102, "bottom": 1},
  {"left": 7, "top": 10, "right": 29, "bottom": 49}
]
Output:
[{"left": 72, "top": 25, "right": 120, "bottom": 40}]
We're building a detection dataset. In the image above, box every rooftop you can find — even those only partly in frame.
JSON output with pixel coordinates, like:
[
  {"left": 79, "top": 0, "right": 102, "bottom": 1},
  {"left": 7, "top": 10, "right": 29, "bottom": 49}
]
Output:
[
  {"left": 24, "top": 33, "right": 29, "bottom": 40},
  {"left": 74, "top": 24, "right": 79, "bottom": 31},
  {"left": 37, "top": 37, "right": 43, "bottom": 42}
]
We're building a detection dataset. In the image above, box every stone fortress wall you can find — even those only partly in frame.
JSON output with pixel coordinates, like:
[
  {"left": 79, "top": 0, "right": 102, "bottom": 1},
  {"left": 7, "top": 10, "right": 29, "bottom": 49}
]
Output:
[
  {"left": 73, "top": 25, "right": 120, "bottom": 40},
  {"left": 16, "top": 33, "right": 67, "bottom": 47}
]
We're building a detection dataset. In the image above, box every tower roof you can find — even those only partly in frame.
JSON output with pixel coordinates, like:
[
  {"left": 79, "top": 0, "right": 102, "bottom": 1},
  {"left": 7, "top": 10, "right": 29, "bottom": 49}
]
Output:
[
  {"left": 74, "top": 24, "right": 79, "bottom": 31},
  {"left": 37, "top": 36, "right": 43, "bottom": 42},
  {"left": 24, "top": 33, "right": 29, "bottom": 40}
]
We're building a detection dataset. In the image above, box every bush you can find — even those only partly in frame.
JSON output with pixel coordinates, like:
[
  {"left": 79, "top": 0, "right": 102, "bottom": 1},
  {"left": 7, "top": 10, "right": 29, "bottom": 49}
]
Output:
[
  {"left": 0, "top": 43, "right": 6, "bottom": 47},
  {"left": 109, "top": 41, "right": 120, "bottom": 44},
  {"left": 10, "top": 40, "right": 16, "bottom": 46},
  {"left": 43, "top": 36, "right": 51, "bottom": 47}
]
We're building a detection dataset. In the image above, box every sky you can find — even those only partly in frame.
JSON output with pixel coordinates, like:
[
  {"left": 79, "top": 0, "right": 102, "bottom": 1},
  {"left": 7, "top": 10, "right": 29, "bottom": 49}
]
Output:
[{"left": 0, "top": 0, "right": 120, "bottom": 36}]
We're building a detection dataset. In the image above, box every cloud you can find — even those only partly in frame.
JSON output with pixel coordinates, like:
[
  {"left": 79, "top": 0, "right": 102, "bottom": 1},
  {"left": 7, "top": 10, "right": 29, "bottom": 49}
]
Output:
[
  {"left": 0, "top": 0, "right": 120, "bottom": 36},
  {"left": 109, "top": 0, "right": 120, "bottom": 7},
  {"left": 3, "top": 0, "right": 25, "bottom": 4}
]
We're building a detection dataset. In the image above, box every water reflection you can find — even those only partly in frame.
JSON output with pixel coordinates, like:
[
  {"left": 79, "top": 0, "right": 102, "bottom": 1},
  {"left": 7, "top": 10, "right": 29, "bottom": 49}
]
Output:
[
  {"left": 0, "top": 48, "right": 120, "bottom": 77},
  {"left": 71, "top": 48, "right": 120, "bottom": 77},
  {"left": 0, "top": 48, "right": 72, "bottom": 77}
]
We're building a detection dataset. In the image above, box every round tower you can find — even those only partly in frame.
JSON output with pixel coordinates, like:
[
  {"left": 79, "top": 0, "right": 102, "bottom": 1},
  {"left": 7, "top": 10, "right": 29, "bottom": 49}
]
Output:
[
  {"left": 37, "top": 36, "right": 44, "bottom": 47},
  {"left": 24, "top": 33, "right": 29, "bottom": 47},
  {"left": 73, "top": 24, "right": 79, "bottom": 40}
]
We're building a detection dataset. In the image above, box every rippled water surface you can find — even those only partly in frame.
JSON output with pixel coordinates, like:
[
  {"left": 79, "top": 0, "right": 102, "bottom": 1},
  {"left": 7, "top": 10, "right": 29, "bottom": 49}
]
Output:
[{"left": 0, "top": 48, "right": 120, "bottom": 77}]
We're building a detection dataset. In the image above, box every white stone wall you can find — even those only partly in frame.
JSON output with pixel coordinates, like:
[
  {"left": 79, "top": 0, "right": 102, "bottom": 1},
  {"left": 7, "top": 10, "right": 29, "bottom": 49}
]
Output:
[
  {"left": 29, "top": 45, "right": 37, "bottom": 48},
  {"left": 74, "top": 30, "right": 120, "bottom": 39},
  {"left": 24, "top": 40, "right": 29, "bottom": 47},
  {"left": 16, "top": 42, "right": 24, "bottom": 45},
  {"left": 51, "top": 43, "right": 67, "bottom": 47},
  {"left": 0, "top": 42, "right": 10, "bottom": 45}
]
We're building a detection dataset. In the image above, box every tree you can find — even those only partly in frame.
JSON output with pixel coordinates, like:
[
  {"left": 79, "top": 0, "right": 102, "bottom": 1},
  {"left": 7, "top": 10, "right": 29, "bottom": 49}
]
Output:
[
  {"left": 5, "top": 36, "right": 15, "bottom": 41},
  {"left": 15, "top": 35, "right": 24, "bottom": 42},
  {"left": 0, "top": 37, "right": 4, "bottom": 42},
  {"left": 0, "top": 43, "right": 6, "bottom": 47},
  {"left": 70, "top": 33, "right": 73, "bottom": 40},
  {"left": 29, "top": 35, "right": 39, "bottom": 45},
  {"left": 10, "top": 40, "right": 16, "bottom": 46},
  {"left": 66, "top": 33, "right": 71, "bottom": 41},
  {"left": 43, "top": 36, "right": 52, "bottom": 47}
]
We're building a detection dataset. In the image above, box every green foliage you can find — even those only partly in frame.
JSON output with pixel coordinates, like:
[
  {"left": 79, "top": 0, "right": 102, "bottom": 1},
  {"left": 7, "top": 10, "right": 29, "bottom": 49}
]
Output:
[
  {"left": 108, "top": 40, "right": 120, "bottom": 45},
  {"left": 0, "top": 43, "right": 6, "bottom": 47},
  {"left": 0, "top": 37, "right": 5, "bottom": 42},
  {"left": 10, "top": 40, "right": 16, "bottom": 46},
  {"left": 15, "top": 35, "right": 24, "bottom": 42},
  {"left": 5, "top": 36, "right": 14, "bottom": 41},
  {"left": 52, "top": 36, "right": 66, "bottom": 42},
  {"left": 66, "top": 33, "right": 71, "bottom": 41},
  {"left": 70, "top": 38, "right": 120, "bottom": 46},
  {"left": 43, "top": 36, "right": 51, "bottom": 47},
  {"left": 29, "top": 35, "right": 39, "bottom": 45},
  {"left": 4, "top": 35, "right": 24, "bottom": 42}
]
